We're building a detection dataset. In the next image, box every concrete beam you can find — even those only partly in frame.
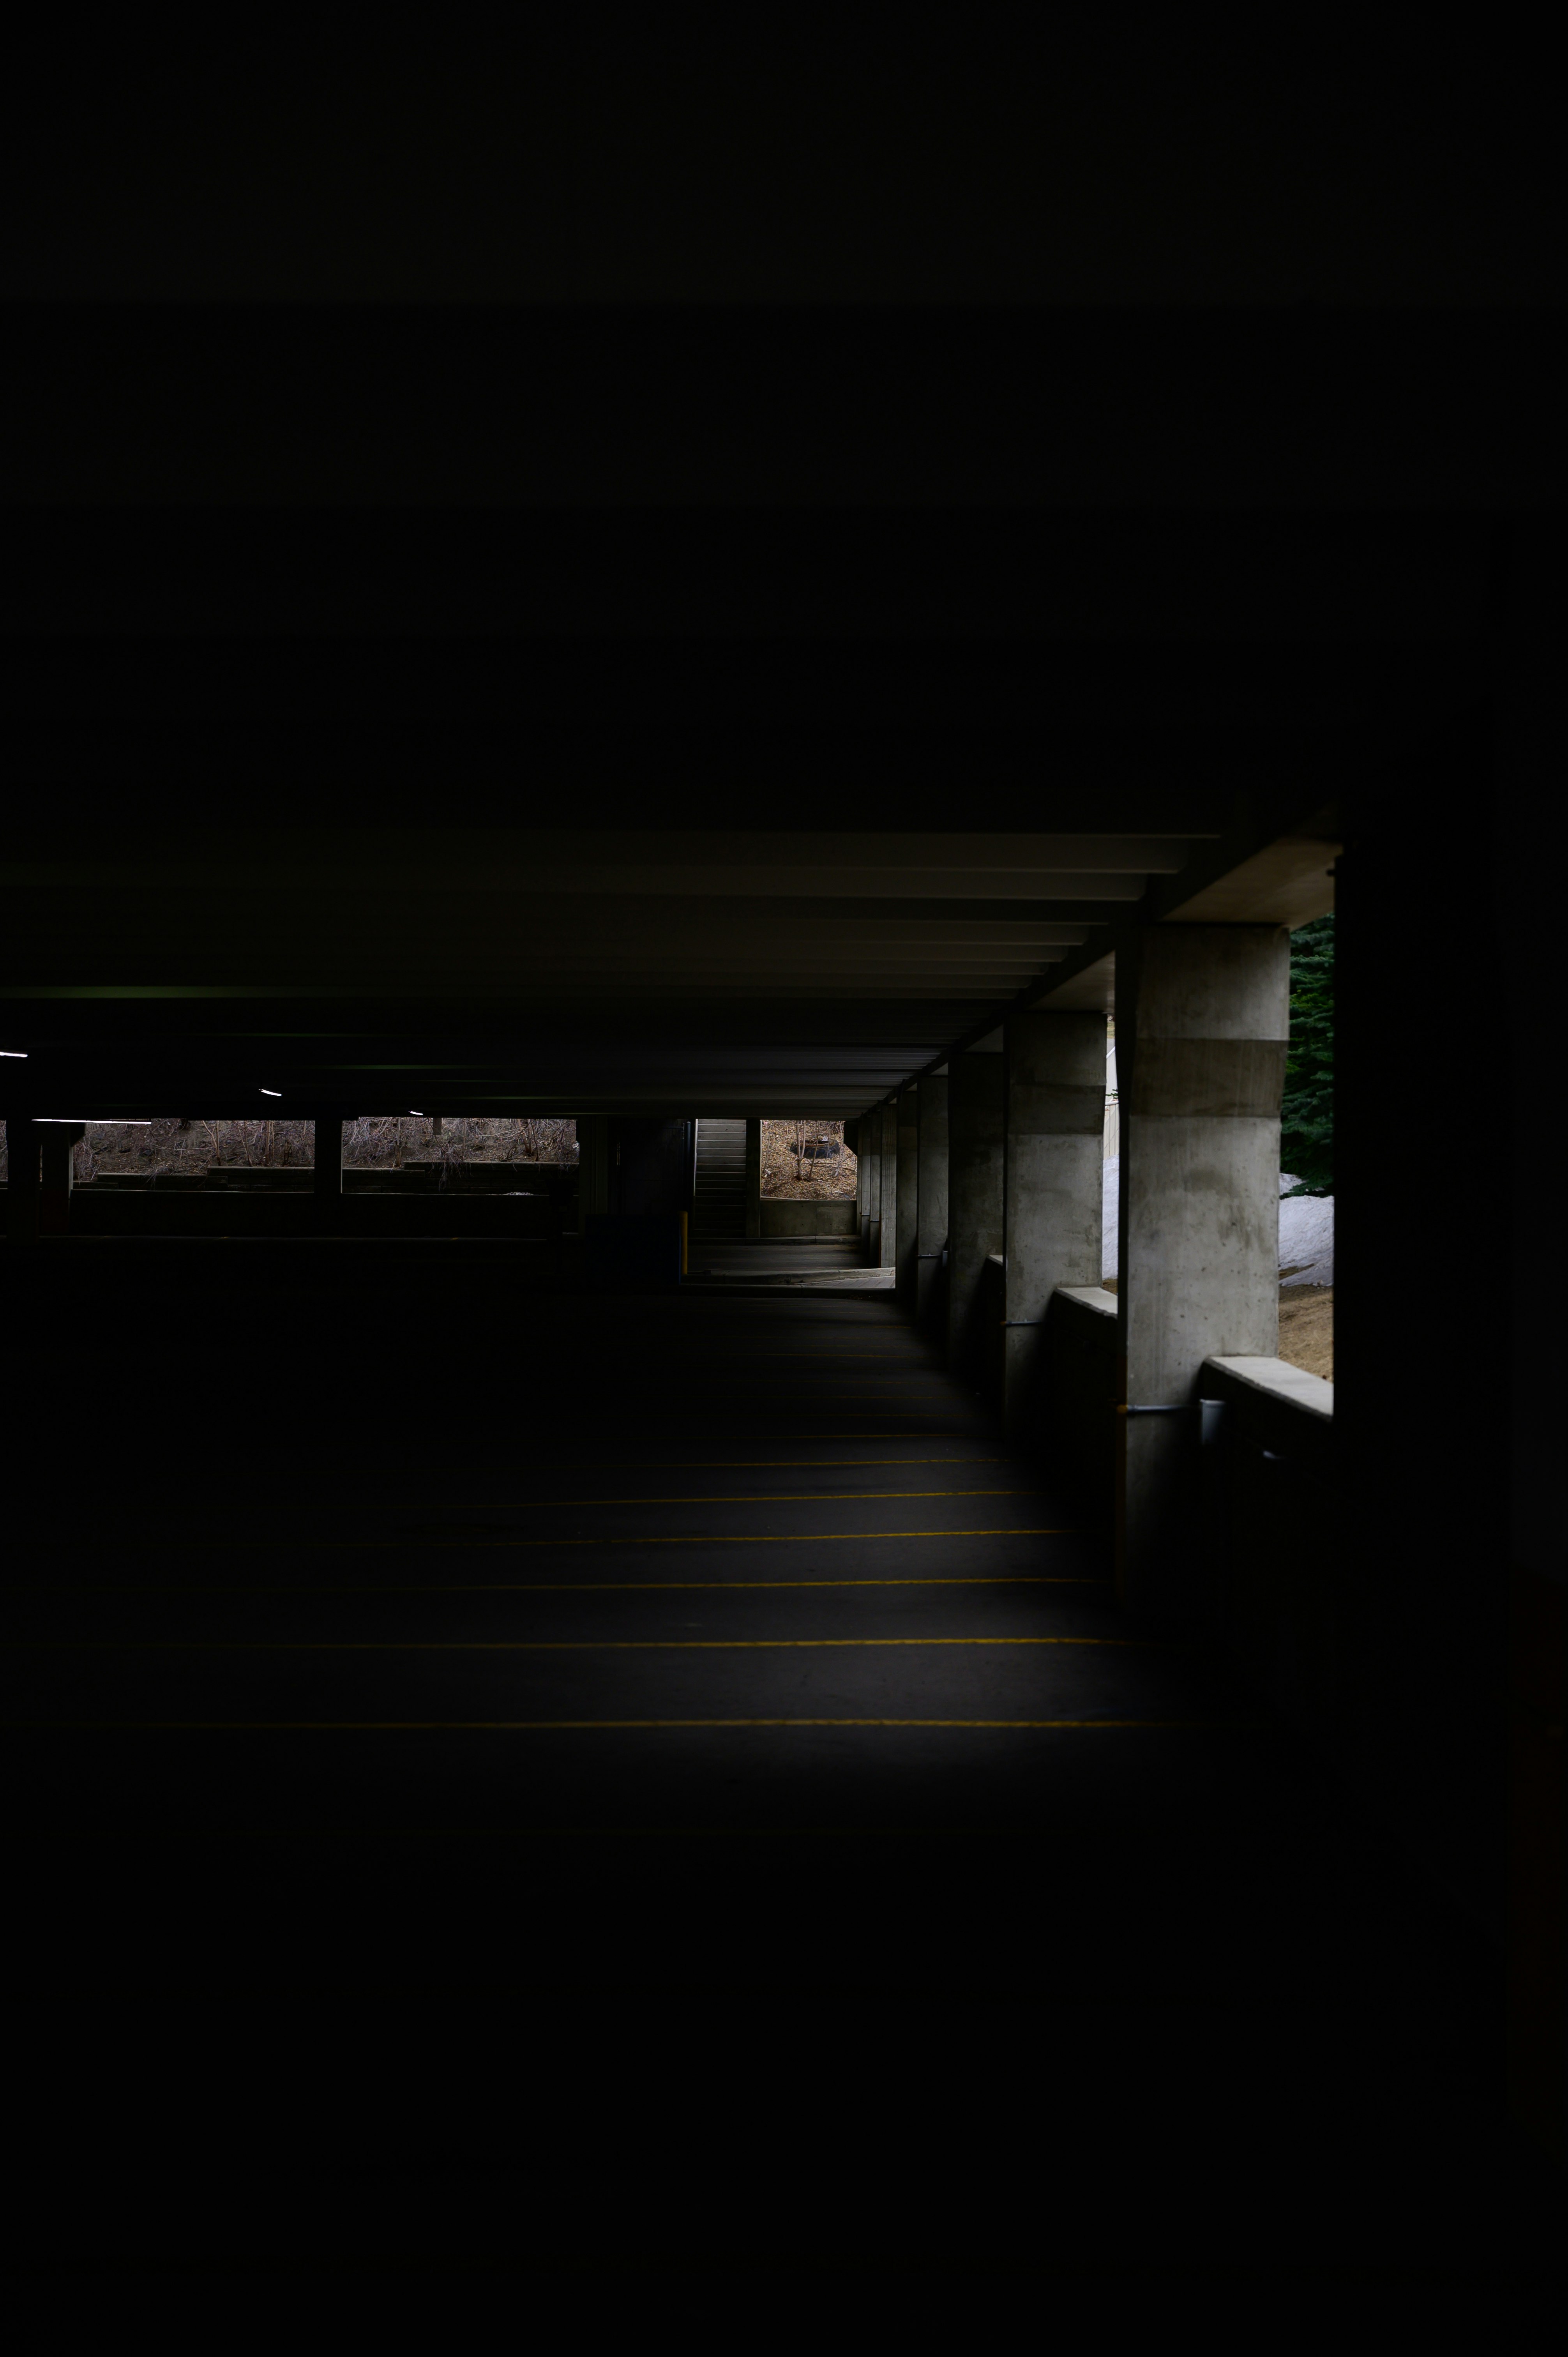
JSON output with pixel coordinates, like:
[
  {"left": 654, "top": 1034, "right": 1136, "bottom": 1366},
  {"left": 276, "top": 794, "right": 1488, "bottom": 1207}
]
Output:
[{"left": 1162, "top": 825, "right": 1340, "bottom": 930}]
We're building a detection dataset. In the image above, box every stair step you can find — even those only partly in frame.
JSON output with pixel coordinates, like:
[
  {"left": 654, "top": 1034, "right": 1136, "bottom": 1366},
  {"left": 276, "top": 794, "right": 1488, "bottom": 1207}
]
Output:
[{"left": 692, "top": 1120, "right": 751, "bottom": 1235}]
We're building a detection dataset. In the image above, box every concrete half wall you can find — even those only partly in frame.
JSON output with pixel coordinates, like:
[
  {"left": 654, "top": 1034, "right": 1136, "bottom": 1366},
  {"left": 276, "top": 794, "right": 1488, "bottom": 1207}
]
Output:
[{"left": 759, "top": 1198, "right": 857, "bottom": 1239}]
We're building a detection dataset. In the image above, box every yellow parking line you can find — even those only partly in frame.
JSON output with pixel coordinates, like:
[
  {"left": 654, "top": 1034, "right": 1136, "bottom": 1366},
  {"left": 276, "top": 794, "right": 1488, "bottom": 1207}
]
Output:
[
  {"left": 11, "top": 1635, "right": 1150, "bottom": 1652},
  {"left": 381, "top": 1460, "right": 1008, "bottom": 1493},
  {"left": 210, "top": 1527, "right": 1078, "bottom": 1551},
  {"left": 8, "top": 1717, "right": 1261, "bottom": 1733},
  {"left": 23, "top": 1573, "right": 1099, "bottom": 1596},
  {"left": 367, "top": 1489, "right": 1033, "bottom": 1510}
]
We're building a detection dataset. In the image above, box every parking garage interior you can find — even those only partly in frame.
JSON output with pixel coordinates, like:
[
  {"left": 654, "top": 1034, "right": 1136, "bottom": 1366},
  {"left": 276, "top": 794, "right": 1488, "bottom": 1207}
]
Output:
[{"left": 2, "top": 37, "right": 1565, "bottom": 2307}]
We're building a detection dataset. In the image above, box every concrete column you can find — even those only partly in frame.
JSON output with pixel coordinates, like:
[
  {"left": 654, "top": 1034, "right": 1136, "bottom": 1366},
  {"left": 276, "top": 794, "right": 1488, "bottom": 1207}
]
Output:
[
  {"left": 5, "top": 1113, "right": 40, "bottom": 1247},
  {"left": 878, "top": 1100, "right": 899, "bottom": 1268},
  {"left": 851, "top": 1118, "right": 867, "bottom": 1247},
  {"left": 312, "top": 1114, "right": 344, "bottom": 1229},
  {"left": 577, "top": 1116, "right": 609, "bottom": 1233},
  {"left": 895, "top": 1085, "right": 920, "bottom": 1307},
  {"left": 38, "top": 1123, "right": 85, "bottom": 1238},
  {"left": 1001, "top": 1012, "right": 1106, "bottom": 1444},
  {"left": 862, "top": 1108, "right": 882, "bottom": 1265},
  {"left": 744, "top": 1118, "right": 761, "bottom": 1238},
  {"left": 945, "top": 1046, "right": 1005, "bottom": 1378},
  {"left": 1117, "top": 924, "right": 1289, "bottom": 1622},
  {"left": 915, "top": 1070, "right": 948, "bottom": 1333}
]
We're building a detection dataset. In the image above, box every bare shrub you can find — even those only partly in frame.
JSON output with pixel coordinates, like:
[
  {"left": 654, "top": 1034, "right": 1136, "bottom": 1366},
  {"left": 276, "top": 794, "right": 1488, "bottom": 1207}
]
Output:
[
  {"left": 65, "top": 1113, "right": 579, "bottom": 1178},
  {"left": 760, "top": 1119, "right": 856, "bottom": 1199},
  {"left": 512, "top": 1116, "right": 577, "bottom": 1162}
]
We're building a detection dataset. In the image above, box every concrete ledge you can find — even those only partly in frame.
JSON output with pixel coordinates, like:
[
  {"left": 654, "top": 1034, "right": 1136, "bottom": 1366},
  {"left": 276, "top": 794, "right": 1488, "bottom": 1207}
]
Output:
[
  {"left": 1055, "top": 1283, "right": 1117, "bottom": 1319},
  {"left": 69, "top": 1164, "right": 574, "bottom": 1198},
  {"left": 759, "top": 1198, "right": 857, "bottom": 1239},
  {"left": 1205, "top": 1353, "right": 1333, "bottom": 1419},
  {"left": 63, "top": 1193, "right": 561, "bottom": 1239},
  {"left": 1037, "top": 1280, "right": 1119, "bottom": 1525},
  {"left": 1197, "top": 1352, "right": 1338, "bottom": 1746},
  {"left": 1199, "top": 1352, "right": 1334, "bottom": 1477}
]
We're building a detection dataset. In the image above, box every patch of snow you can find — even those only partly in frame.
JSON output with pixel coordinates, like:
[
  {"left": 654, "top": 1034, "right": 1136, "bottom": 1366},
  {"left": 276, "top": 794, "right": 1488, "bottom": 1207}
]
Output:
[
  {"left": 1100, "top": 1159, "right": 1334, "bottom": 1286},
  {"left": 1278, "top": 1173, "right": 1334, "bottom": 1286}
]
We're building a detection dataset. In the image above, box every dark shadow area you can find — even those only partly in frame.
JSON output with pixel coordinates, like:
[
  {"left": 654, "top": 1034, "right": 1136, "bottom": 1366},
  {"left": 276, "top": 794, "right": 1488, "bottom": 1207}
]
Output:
[{"left": 0, "top": 1239, "right": 1557, "bottom": 2296}]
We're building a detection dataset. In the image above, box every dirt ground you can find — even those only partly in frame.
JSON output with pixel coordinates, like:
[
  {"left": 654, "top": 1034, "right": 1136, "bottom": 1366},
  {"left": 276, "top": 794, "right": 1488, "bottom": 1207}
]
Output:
[
  {"left": 1101, "top": 1279, "right": 1333, "bottom": 1380},
  {"left": 1276, "top": 1286, "right": 1333, "bottom": 1380},
  {"left": 761, "top": 1118, "right": 858, "bottom": 1200}
]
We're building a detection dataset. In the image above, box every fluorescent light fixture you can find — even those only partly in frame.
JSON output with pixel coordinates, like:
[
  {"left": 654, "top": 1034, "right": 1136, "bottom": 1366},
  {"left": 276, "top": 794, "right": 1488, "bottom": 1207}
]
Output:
[
  {"left": 260, "top": 1088, "right": 282, "bottom": 1097},
  {"left": 0, "top": 1048, "right": 26, "bottom": 1057},
  {"left": 38, "top": 1117, "right": 152, "bottom": 1124},
  {"left": 409, "top": 1110, "right": 424, "bottom": 1115}
]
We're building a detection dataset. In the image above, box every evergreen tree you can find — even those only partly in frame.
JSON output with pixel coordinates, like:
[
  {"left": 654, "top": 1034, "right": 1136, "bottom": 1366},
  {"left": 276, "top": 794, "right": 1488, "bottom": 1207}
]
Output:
[{"left": 1281, "top": 914, "right": 1333, "bottom": 1196}]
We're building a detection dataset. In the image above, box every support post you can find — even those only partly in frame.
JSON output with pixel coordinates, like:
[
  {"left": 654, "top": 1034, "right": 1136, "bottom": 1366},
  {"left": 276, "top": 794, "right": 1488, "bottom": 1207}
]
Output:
[
  {"left": 38, "top": 1123, "right": 85, "bottom": 1237},
  {"left": 946, "top": 1045, "right": 1005, "bottom": 1379},
  {"left": 1001, "top": 1012, "right": 1106, "bottom": 1446},
  {"left": 878, "top": 1100, "right": 899, "bottom": 1269},
  {"left": 744, "top": 1118, "right": 761, "bottom": 1238},
  {"left": 915, "top": 1070, "right": 948, "bottom": 1333},
  {"left": 577, "top": 1117, "right": 609, "bottom": 1233},
  {"left": 1117, "top": 924, "right": 1289, "bottom": 1623},
  {"left": 849, "top": 1118, "right": 865, "bottom": 1249},
  {"left": 5, "top": 1113, "right": 40, "bottom": 1247},
  {"left": 895, "top": 1085, "right": 920, "bottom": 1307},
  {"left": 312, "top": 1114, "right": 344, "bottom": 1230},
  {"left": 862, "top": 1106, "right": 882, "bottom": 1265}
]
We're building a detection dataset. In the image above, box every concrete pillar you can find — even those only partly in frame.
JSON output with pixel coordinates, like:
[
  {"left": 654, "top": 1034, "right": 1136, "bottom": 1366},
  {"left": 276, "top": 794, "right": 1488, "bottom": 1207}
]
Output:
[
  {"left": 5, "top": 1113, "right": 40, "bottom": 1247},
  {"left": 895, "top": 1085, "right": 920, "bottom": 1307},
  {"left": 1001, "top": 1012, "right": 1106, "bottom": 1444},
  {"left": 878, "top": 1100, "right": 899, "bottom": 1268},
  {"left": 577, "top": 1116, "right": 609, "bottom": 1233},
  {"left": 1117, "top": 924, "right": 1289, "bottom": 1622},
  {"left": 862, "top": 1107, "right": 882, "bottom": 1264},
  {"left": 312, "top": 1114, "right": 344, "bottom": 1230},
  {"left": 744, "top": 1118, "right": 761, "bottom": 1238},
  {"left": 945, "top": 1045, "right": 1005, "bottom": 1379},
  {"left": 38, "top": 1123, "right": 85, "bottom": 1237},
  {"left": 915, "top": 1070, "right": 949, "bottom": 1333}
]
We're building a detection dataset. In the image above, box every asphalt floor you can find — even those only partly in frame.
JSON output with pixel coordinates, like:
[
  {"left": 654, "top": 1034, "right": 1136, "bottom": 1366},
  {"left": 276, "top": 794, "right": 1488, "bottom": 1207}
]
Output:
[{"left": 1, "top": 1238, "right": 1559, "bottom": 2299}]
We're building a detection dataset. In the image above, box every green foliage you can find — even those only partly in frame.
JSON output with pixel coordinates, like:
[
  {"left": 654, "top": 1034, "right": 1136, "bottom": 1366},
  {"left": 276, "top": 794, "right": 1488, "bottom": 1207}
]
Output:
[{"left": 1281, "top": 914, "right": 1333, "bottom": 1196}]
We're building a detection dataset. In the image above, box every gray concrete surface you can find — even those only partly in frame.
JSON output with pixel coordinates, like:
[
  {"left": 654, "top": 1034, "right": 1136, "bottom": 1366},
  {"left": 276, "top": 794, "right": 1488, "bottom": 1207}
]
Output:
[
  {"left": 1001, "top": 1010, "right": 1106, "bottom": 1442},
  {"left": 946, "top": 1046, "right": 1005, "bottom": 1380},
  {"left": 915, "top": 1071, "right": 949, "bottom": 1335},
  {"left": 1116, "top": 924, "right": 1290, "bottom": 1620}
]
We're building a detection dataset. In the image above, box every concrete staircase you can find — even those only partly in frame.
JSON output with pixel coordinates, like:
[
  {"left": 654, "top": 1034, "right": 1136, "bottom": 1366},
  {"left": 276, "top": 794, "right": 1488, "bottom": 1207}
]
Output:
[{"left": 690, "top": 1117, "right": 747, "bottom": 1238}]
